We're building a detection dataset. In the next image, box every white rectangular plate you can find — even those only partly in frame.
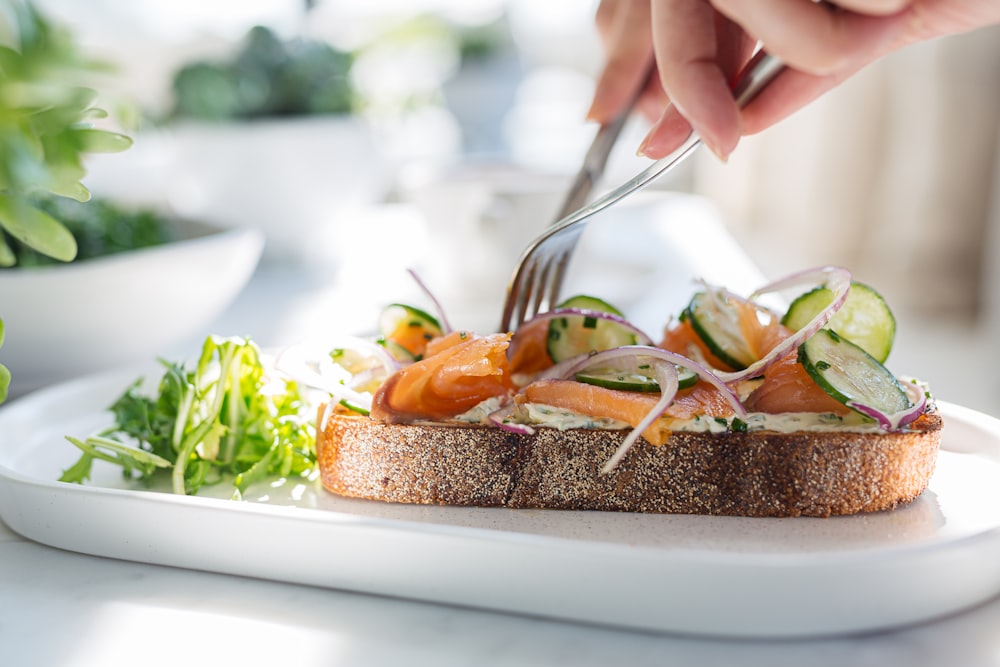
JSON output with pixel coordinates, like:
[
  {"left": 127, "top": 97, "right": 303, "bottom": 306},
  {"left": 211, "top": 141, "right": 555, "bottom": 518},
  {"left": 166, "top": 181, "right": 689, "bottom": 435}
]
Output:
[{"left": 2, "top": 368, "right": 1000, "bottom": 638}]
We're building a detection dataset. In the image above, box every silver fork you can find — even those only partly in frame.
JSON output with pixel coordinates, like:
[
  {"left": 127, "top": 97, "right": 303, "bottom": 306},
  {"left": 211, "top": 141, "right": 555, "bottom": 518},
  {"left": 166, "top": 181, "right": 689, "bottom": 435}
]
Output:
[{"left": 499, "top": 51, "right": 787, "bottom": 332}]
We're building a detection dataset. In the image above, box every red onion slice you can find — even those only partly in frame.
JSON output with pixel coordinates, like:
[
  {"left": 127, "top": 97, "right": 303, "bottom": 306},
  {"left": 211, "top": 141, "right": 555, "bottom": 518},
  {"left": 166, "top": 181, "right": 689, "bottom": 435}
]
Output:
[
  {"left": 713, "top": 266, "right": 853, "bottom": 384},
  {"left": 847, "top": 380, "right": 928, "bottom": 430},
  {"left": 488, "top": 404, "right": 537, "bottom": 435},
  {"left": 601, "top": 360, "right": 679, "bottom": 473},
  {"left": 534, "top": 353, "right": 592, "bottom": 381},
  {"left": 749, "top": 265, "right": 852, "bottom": 303},
  {"left": 407, "top": 267, "right": 453, "bottom": 334}
]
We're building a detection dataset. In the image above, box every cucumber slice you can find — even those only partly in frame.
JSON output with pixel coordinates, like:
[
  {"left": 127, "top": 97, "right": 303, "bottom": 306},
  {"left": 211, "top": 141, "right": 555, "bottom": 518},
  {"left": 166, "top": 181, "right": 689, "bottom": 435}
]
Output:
[
  {"left": 553, "top": 294, "right": 626, "bottom": 317},
  {"left": 798, "top": 329, "right": 910, "bottom": 416},
  {"left": 575, "top": 365, "right": 698, "bottom": 393},
  {"left": 378, "top": 303, "right": 443, "bottom": 361},
  {"left": 546, "top": 295, "right": 637, "bottom": 362},
  {"left": 684, "top": 291, "right": 757, "bottom": 370},
  {"left": 782, "top": 281, "right": 896, "bottom": 363}
]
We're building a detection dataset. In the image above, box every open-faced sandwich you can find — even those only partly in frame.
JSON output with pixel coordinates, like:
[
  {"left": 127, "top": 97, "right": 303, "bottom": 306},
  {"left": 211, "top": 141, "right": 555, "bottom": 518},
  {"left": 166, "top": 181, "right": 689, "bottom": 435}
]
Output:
[{"left": 299, "top": 267, "right": 940, "bottom": 518}]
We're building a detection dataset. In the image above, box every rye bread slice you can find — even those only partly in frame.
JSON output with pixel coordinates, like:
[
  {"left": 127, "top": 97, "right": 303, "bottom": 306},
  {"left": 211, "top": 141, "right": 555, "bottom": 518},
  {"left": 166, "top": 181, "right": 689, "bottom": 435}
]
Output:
[{"left": 316, "top": 409, "right": 942, "bottom": 518}]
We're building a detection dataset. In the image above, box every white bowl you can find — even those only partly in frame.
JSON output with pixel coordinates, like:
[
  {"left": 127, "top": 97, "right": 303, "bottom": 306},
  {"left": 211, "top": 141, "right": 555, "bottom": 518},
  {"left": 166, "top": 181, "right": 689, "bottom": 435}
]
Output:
[{"left": 0, "top": 220, "right": 264, "bottom": 397}]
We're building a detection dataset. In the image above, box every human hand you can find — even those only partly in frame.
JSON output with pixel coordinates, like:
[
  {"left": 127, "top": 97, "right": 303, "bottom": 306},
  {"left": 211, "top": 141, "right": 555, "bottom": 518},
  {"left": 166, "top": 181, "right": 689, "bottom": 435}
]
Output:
[{"left": 588, "top": 1, "right": 1000, "bottom": 161}]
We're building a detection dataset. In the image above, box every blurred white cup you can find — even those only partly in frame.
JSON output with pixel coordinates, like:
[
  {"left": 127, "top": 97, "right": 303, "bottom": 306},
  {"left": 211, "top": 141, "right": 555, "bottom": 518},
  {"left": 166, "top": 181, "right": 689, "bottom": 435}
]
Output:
[{"left": 395, "top": 160, "right": 570, "bottom": 318}]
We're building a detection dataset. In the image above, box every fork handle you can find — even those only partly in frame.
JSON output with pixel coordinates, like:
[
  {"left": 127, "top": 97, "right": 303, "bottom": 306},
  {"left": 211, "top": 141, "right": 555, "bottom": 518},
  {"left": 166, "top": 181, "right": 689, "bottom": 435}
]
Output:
[
  {"left": 554, "top": 113, "right": 628, "bottom": 220},
  {"left": 552, "top": 63, "right": 655, "bottom": 223},
  {"left": 548, "top": 51, "right": 787, "bottom": 235},
  {"left": 732, "top": 51, "right": 785, "bottom": 108}
]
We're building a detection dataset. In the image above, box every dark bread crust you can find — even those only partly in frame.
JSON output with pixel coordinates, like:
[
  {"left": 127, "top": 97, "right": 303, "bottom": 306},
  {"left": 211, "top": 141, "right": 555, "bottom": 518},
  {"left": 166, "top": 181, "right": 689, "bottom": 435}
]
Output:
[{"left": 316, "top": 409, "right": 942, "bottom": 517}]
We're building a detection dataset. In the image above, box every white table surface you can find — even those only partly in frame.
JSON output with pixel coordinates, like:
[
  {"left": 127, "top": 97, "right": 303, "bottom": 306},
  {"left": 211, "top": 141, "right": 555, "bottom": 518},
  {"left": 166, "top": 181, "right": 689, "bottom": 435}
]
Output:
[
  {"left": 4, "top": 511, "right": 1000, "bottom": 667},
  {"left": 4, "top": 195, "right": 1000, "bottom": 666}
]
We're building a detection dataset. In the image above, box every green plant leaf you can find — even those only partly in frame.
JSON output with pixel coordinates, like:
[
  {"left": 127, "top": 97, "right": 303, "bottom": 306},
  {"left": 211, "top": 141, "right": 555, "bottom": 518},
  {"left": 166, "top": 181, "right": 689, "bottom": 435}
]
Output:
[
  {"left": 0, "top": 2, "right": 131, "bottom": 266},
  {"left": 60, "top": 435, "right": 172, "bottom": 484},
  {"left": 58, "top": 451, "right": 94, "bottom": 484},
  {"left": 45, "top": 180, "right": 90, "bottom": 202},
  {"left": 0, "top": 194, "right": 77, "bottom": 261},
  {"left": 0, "top": 236, "right": 14, "bottom": 267},
  {"left": 76, "top": 128, "right": 133, "bottom": 153},
  {"left": 0, "top": 365, "right": 9, "bottom": 404},
  {"left": 80, "top": 107, "right": 109, "bottom": 120},
  {"left": 0, "top": 318, "right": 8, "bottom": 403}
]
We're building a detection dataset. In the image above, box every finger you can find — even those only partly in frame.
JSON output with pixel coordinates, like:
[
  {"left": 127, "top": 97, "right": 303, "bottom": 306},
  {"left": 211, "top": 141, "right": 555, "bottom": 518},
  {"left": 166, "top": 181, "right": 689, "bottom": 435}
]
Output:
[
  {"left": 635, "top": 67, "right": 670, "bottom": 123},
  {"left": 586, "top": 0, "right": 656, "bottom": 123},
  {"left": 637, "top": 105, "right": 694, "bottom": 158},
  {"left": 738, "top": 66, "right": 854, "bottom": 135},
  {"left": 647, "top": 0, "right": 743, "bottom": 159},
  {"left": 711, "top": 0, "right": 908, "bottom": 74},
  {"left": 594, "top": 0, "right": 622, "bottom": 40}
]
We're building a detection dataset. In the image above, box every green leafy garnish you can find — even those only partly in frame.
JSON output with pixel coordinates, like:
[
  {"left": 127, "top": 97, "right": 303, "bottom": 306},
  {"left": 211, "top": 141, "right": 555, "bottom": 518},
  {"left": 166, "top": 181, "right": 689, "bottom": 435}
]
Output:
[
  {"left": 0, "top": 2, "right": 133, "bottom": 266},
  {"left": 0, "top": 318, "right": 9, "bottom": 403},
  {"left": 60, "top": 336, "right": 317, "bottom": 496}
]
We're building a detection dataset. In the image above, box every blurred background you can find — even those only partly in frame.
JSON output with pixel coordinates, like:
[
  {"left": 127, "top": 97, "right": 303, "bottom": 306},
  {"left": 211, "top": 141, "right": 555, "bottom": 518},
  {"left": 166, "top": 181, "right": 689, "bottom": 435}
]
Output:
[{"left": 8, "top": 0, "right": 1000, "bottom": 415}]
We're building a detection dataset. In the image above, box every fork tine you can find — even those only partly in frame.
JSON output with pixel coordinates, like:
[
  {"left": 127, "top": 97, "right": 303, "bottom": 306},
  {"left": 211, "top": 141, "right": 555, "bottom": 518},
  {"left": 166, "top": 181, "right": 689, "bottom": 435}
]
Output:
[
  {"left": 500, "top": 268, "right": 521, "bottom": 333},
  {"left": 530, "top": 255, "right": 555, "bottom": 318},
  {"left": 545, "top": 248, "right": 572, "bottom": 310},
  {"left": 503, "top": 229, "right": 580, "bottom": 330},
  {"left": 514, "top": 259, "right": 539, "bottom": 328}
]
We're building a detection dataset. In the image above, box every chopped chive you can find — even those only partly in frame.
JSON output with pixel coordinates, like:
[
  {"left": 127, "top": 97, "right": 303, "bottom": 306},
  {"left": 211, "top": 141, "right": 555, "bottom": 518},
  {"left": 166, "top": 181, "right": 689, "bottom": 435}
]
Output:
[{"left": 339, "top": 399, "right": 370, "bottom": 416}]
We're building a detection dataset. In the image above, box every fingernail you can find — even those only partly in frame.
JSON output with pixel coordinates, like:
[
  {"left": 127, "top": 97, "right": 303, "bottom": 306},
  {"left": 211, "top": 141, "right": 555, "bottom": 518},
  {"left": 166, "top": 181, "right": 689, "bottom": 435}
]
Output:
[
  {"left": 640, "top": 127, "right": 732, "bottom": 162},
  {"left": 636, "top": 107, "right": 692, "bottom": 158},
  {"left": 585, "top": 99, "right": 607, "bottom": 124},
  {"left": 686, "top": 118, "right": 737, "bottom": 163},
  {"left": 701, "top": 135, "right": 731, "bottom": 163},
  {"left": 636, "top": 111, "right": 670, "bottom": 158},
  {"left": 636, "top": 131, "right": 653, "bottom": 157}
]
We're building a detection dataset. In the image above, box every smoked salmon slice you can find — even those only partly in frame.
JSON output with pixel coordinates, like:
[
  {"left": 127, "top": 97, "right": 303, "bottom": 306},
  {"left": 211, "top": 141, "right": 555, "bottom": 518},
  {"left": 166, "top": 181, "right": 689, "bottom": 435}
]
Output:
[
  {"left": 744, "top": 352, "right": 851, "bottom": 415},
  {"left": 372, "top": 332, "right": 514, "bottom": 422},
  {"left": 659, "top": 318, "right": 733, "bottom": 370},
  {"left": 506, "top": 317, "right": 554, "bottom": 382},
  {"left": 518, "top": 378, "right": 736, "bottom": 445}
]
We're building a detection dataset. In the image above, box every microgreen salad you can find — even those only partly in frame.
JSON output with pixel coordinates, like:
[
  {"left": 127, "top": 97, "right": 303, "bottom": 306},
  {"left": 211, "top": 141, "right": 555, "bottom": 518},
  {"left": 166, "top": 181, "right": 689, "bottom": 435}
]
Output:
[
  {"left": 61, "top": 336, "right": 317, "bottom": 497},
  {"left": 289, "top": 266, "right": 931, "bottom": 473}
]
